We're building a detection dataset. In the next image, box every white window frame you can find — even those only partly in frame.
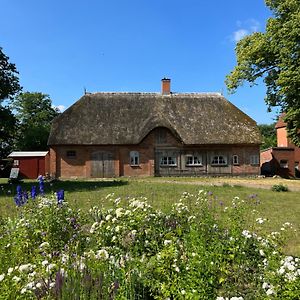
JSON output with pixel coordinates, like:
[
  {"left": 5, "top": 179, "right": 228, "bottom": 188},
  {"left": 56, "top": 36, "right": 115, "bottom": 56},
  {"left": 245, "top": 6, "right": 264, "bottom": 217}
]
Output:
[
  {"left": 186, "top": 155, "right": 203, "bottom": 166},
  {"left": 13, "top": 160, "right": 19, "bottom": 166},
  {"left": 232, "top": 155, "right": 239, "bottom": 165},
  {"left": 160, "top": 156, "right": 177, "bottom": 167},
  {"left": 280, "top": 159, "right": 288, "bottom": 168},
  {"left": 211, "top": 155, "right": 227, "bottom": 166},
  {"left": 130, "top": 151, "right": 139, "bottom": 166},
  {"left": 250, "top": 155, "right": 259, "bottom": 165}
]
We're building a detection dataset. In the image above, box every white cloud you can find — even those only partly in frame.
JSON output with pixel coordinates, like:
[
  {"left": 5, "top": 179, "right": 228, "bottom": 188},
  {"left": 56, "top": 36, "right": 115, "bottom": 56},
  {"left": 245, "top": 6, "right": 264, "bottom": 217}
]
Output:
[
  {"left": 233, "top": 29, "right": 249, "bottom": 42},
  {"left": 52, "top": 104, "right": 66, "bottom": 112},
  {"left": 231, "top": 19, "right": 260, "bottom": 42}
]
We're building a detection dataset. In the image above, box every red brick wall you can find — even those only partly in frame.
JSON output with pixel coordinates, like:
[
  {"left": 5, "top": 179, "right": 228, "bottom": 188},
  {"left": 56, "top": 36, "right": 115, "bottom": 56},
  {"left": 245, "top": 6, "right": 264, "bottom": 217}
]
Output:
[
  {"left": 277, "top": 127, "right": 289, "bottom": 147},
  {"left": 50, "top": 128, "right": 261, "bottom": 178}
]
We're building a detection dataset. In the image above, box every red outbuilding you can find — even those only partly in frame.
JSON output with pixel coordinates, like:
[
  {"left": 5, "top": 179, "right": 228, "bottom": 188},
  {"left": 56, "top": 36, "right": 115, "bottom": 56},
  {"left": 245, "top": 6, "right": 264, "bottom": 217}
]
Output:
[{"left": 8, "top": 151, "right": 50, "bottom": 179}]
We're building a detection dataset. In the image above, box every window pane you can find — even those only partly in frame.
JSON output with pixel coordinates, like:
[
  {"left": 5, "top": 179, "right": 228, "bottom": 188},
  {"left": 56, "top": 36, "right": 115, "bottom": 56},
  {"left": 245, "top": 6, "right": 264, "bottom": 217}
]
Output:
[{"left": 130, "top": 151, "right": 139, "bottom": 165}]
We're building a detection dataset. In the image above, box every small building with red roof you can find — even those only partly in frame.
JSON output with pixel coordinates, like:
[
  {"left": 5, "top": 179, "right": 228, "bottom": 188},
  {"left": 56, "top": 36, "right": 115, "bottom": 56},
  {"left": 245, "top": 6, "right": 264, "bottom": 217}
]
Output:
[{"left": 260, "top": 115, "right": 300, "bottom": 178}]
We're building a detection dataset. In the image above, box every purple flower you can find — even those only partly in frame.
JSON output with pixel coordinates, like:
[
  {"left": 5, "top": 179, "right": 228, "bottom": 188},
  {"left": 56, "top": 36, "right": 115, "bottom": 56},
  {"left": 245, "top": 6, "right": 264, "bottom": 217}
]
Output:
[
  {"left": 16, "top": 185, "right": 22, "bottom": 195},
  {"left": 31, "top": 186, "right": 37, "bottom": 199},
  {"left": 13, "top": 186, "right": 28, "bottom": 207},
  {"left": 38, "top": 176, "right": 45, "bottom": 195},
  {"left": 14, "top": 194, "right": 22, "bottom": 207},
  {"left": 56, "top": 189, "right": 64, "bottom": 205}
]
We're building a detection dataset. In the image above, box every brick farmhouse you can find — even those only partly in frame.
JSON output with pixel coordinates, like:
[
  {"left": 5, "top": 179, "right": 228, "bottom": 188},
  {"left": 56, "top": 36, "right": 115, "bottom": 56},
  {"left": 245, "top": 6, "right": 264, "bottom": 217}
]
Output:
[
  {"left": 261, "top": 115, "right": 300, "bottom": 178},
  {"left": 48, "top": 79, "right": 262, "bottom": 178}
]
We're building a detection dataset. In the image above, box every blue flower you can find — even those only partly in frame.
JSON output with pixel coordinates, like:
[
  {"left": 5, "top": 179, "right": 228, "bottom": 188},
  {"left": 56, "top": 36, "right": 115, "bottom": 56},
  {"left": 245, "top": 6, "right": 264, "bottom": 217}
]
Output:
[
  {"left": 31, "top": 186, "right": 37, "bottom": 199},
  {"left": 57, "top": 189, "right": 64, "bottom": 205},
  {"left": 38, "top": 176, "right": 45, "bottom": 195},
  {"left": 16, "top": 185, "right": 22, "bottom": 195},
  {"left": 13, "top": 186, "right": 28, "bottom": 207}
]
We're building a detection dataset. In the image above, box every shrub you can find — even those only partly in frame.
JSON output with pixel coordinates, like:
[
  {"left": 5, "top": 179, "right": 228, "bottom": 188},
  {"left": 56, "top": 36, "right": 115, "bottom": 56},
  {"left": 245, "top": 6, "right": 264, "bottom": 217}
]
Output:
[{"left": 271, "top": 184, "right": 289, "bottom": 192}]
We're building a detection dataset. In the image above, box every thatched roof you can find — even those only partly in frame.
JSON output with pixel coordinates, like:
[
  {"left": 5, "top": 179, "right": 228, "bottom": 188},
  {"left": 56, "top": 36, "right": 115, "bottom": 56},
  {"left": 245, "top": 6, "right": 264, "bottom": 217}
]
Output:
[{"left": 48, "top": 93, "right": 261, "bottom": 145}]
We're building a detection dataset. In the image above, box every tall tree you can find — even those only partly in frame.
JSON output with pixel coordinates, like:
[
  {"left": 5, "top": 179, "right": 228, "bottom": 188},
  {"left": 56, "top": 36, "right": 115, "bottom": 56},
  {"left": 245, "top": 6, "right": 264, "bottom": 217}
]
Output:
[
  {"left": 226, "top": 0, "right": 300, "bottom": 145},
  {"left": 258, "top": 123, "right": 277, "bottom": 149},
  {"left": 12, "top": 92, "right": 59, "bottom": 151},
  {"left": 0, "top": 47, "right": 21, "bottom": 157},
  {"left": 0, "top": 47, "right": 21, "bottom": 101}
]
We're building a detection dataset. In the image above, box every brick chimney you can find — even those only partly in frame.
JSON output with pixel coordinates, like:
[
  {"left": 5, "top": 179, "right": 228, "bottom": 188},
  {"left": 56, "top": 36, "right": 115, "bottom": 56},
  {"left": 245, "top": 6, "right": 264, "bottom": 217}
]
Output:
[{"left": 161, "top": 78, "right": 171, "bottom": 95}]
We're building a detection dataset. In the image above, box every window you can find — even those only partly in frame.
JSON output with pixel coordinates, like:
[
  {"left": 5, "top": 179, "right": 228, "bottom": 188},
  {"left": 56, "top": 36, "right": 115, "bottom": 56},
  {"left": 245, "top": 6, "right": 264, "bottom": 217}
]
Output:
[
  {"left": 211, "top": 155, "right": 227, "bottom": 166},
  {"left": 130, "top": 151, "right": 139, "bottom": 166},
  {"left": 156, "top": 128, "right": 167, "bottom": 144},
  {"left": 232, "top": 155, "right": 239, "bottom": 165},
  {"left": 250, "top": 155, "right": 259, "bottom": 165},
  {"left": 66, "top": 150, "right": 76, "bottom": 158},
  {"left": 13, "top": 160, "right": 19, "bottom": 167},
  {"left": 186, "top": 155, "right": 202, "bottom": 166},
  {"left": 280, "top": 159, "right": 288, "bottom": 168},
  {"left": 160, "top": 156, "right": 177, "bottom": 166}
]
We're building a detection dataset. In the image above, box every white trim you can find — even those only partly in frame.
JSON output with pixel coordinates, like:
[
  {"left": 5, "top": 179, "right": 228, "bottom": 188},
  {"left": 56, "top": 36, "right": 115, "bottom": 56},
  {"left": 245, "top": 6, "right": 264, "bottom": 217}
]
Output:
[{"left": 8, "top": 151, "right": 48, "bottom": 157}]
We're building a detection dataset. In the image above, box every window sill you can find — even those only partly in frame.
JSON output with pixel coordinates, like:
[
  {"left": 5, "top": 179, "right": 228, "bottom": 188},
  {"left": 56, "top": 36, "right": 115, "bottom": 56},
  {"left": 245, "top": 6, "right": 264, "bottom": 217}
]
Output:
[
  {"left": 160, "top": 165, "right": 177, "bottom": 168},
  {"left": 211, "top": 164, "right": 228, "bottom": 167},
  {"left": 186, "top": 164, "right": 203, "bottom": 167}
]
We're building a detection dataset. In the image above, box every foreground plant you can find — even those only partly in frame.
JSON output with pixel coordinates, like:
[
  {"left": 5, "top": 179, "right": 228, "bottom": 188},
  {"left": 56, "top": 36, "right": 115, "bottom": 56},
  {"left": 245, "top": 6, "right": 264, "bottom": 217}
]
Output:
[{"left": 0, "top": 190, "right": 299, "bottom": 299}]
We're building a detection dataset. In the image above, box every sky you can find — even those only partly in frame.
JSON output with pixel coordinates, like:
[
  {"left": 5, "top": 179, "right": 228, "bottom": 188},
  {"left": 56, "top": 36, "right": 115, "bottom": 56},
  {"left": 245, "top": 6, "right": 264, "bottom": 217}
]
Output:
[{"left": 1, "top": 0, "right": 280, "bottom": 124}]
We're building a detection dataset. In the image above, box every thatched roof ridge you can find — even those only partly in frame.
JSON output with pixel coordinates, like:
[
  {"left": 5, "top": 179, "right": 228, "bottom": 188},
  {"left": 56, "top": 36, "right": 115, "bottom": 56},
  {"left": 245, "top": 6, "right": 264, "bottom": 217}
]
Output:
[{"left": 48, "top": 92, "right": 261, "bottom": 145}]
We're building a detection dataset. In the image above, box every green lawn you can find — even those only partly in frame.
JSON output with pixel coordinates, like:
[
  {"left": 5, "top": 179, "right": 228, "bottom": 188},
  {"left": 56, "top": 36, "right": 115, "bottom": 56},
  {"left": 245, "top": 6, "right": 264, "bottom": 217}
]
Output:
[{"left": 0, "top": 177, "right": 299, "bottom": 255}]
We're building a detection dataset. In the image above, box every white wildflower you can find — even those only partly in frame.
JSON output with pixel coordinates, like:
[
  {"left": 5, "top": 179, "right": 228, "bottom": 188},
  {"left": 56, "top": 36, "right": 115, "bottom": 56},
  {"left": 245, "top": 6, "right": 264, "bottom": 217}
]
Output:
[
  {"left": 105, "top": 214, "right": 112, "bottom": 221},
  {"left": 49, "top": 282, "right": 55, "bottom": 288},
  {"left": 39, "top": 242, "right": 50, "bottom": 248},
  {"left": 21, "top": 288, "right": 27, "bottom": 294},
  {"left": 26, "top": 281, "right": 35, "bottom": 289},
  {"left": 46, "top": 264, "right": 56, "bottom": 272},
  {"left": 259, "top": 249, "right": 265, "bottom": 256},
  {"left": 164, "top": 240, "right": 172, "bottom": 246},
  {"left": 89, "top": 222, "right": 98, "bottom": 233},
  {"left": 7, "top": 267, "right": 14, "bottom": 275},
  {"left": 96, "top": 249, "right": 109, "bottom": 260},
  {"left": 12, "top": 276, "right": 21, "bottom": 282},
  {"left": 36, "top": 282, "right": 42, "bottom": 289},
  {"left": 0, "top": 274, "right": 4, "bottom": 282},
  {"left": 115, "top": 207, "right": 124, "bottom": 218},
  {"left": 19, "top": 264, "right": 32, "bottom": 272},
  {"left": 242, "top": 230, "right": 252, "bottom": 239},
  {"left": 262, "top": 282, "right": 269, "bottom": 289},
  {"left": 42, "top": 260, "right": 49, "bottom": 266},
  {"left": 266, "top": 288, "right": 275, "bottom": 295},
  {"left": 256, "top": 218, "right": 266, "bottom": 224}
]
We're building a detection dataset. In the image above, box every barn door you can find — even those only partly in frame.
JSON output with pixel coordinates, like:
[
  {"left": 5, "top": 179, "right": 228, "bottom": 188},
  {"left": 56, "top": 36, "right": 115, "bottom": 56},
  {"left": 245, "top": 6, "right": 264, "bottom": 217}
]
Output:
[{"left": 91, "top": 151, "right": 115, "bottom": 177}]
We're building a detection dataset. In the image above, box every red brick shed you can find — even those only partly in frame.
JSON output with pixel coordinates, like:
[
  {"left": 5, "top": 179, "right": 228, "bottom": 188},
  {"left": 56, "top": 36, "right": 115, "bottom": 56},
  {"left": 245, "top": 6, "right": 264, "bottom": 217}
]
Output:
[{"left": 8, "top": 151, "right": 50, "bottom": 179}]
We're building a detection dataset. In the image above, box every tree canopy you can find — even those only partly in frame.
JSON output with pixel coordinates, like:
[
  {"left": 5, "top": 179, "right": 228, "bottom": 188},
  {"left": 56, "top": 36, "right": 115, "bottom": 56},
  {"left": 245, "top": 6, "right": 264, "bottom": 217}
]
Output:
[
  {"left": 0, "top": 47, "right": 21, "bottom": 101},
  {"left": 12, "top": 92, "right": 60, "bottom": 151},
  {"left": 0, "top": 47, "right": 21, "bottom": 157},
  {"left": 226, "top": 0, "right": 300, "bottom": 145},
  {"left": 258, "top": 123, "right": 277, "bottom": 150}
]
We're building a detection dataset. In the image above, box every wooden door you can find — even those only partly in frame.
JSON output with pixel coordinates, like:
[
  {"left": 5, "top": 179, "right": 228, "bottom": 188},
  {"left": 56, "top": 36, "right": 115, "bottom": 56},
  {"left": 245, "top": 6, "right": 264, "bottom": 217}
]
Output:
[{"left": 91, "top": 151, "right": 114, "bottom": 177}]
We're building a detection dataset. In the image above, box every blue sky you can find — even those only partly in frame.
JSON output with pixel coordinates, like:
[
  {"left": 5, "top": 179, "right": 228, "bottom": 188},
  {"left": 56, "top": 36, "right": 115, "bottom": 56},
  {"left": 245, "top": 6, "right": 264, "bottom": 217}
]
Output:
[{"left": 1, "top": 0, "right": 279, "bottom": 124}]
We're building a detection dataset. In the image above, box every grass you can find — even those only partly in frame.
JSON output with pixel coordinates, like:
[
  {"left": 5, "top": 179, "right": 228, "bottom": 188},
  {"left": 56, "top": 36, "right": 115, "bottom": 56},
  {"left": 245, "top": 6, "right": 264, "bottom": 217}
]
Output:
[{"left": 0, "top": 177, "right": 299, "bottom": 256}]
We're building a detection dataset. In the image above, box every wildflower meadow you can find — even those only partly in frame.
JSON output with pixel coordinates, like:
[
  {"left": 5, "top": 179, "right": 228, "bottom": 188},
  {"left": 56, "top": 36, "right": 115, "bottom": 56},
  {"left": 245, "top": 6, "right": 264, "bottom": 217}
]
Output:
[{"left": 0, "top": 178, "right": 299, "bottom": 299}]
